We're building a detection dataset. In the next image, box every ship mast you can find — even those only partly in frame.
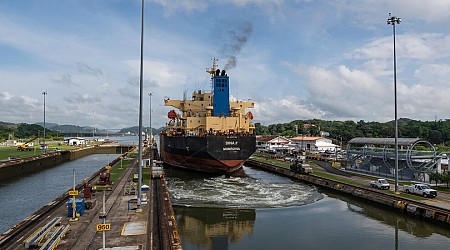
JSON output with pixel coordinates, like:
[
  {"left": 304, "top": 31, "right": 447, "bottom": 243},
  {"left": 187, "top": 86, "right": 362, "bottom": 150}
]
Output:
[{"left": 206, "top": 57, "right": 218, "bottom": 91}]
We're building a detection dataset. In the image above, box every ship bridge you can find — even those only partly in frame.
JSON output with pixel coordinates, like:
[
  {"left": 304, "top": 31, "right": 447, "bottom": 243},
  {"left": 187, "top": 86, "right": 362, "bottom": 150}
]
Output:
[{"left": 345, "top": 137, "right": 439, "bottom": 181}]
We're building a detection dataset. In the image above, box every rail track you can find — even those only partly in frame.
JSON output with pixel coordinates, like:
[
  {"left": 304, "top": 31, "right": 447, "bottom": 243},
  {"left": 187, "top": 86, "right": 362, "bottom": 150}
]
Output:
[{"left": 0, "top": 149, "right": 135, "bottom": 249}]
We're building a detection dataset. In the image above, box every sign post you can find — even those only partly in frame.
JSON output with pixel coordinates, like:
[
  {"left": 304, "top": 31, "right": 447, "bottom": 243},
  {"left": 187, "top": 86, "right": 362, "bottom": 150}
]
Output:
[
  {"left": 69, "top": 169, "right": 78, "bottom": 222},
  {"left": 97, "top": 191, "right": 108, "bottom": 249}
]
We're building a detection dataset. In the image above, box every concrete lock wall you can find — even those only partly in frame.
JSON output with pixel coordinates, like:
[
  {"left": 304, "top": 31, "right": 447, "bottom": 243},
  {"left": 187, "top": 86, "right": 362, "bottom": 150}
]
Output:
[{"left": 0, "top": 146, "right": 130, "bottom": 182}]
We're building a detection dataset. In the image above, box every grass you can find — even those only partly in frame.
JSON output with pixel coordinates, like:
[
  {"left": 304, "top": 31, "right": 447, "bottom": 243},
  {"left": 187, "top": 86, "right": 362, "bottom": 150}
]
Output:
[
  {"left": 94, "top": 156, "right": 153, "bottom": 192},
  {"left": 0, "top": 146, "right": 41, "bottom": 159},
  {"left": 128, "top": 152, "right": 138, "bottom": 158},
  {"left": 384, "top": 190, "right": 426, "bottom": 200},
  {"left": 109, "top": 159, "right": 132, "bottom": 183},
  {"left": 251, "top": 155, "right": 291, "bottom": 168},
  {"left": 143, "top": 167, "right": 151, "bottom": 184},
  {"left": 0, "top": 142, "right": 87, "bottom": 160},
  {"left": 429, "top": 185, "right": 450, "bottom": 194},
  {"left": 311, "top": 171, "right": 362, "bottom": 186}
]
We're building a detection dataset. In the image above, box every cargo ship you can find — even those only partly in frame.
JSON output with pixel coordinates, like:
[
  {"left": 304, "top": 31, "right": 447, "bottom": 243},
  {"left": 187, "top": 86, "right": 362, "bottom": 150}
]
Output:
[{"left": 160, "top": 59, "right": 256, "bottom": 173}]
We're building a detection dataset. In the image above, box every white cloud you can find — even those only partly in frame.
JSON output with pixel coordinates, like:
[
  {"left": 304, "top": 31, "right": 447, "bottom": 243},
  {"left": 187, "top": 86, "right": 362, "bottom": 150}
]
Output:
[
  {"left": 382, "top": 0, "right": 450, "bottom": 22},
  {"left": 352, "top": 33, "right": 450, "bottom": 61},
  {"left": 337, "top": 0, "right": 450, "bottom": 26},
  {"left": 149, "top": 0, "right": 208, "bottom": 16},
  {"left": 414, "top": 64, "right": 450, "bottom": 85},
  {"left": 253, "top": 96, "right": 326, "bottom": 124},
  {"left": 1, "top": 92, "right": 13, "bottom": 101},
  {"left": 284, "top": 62, "right": 393, "bottom": 121}
]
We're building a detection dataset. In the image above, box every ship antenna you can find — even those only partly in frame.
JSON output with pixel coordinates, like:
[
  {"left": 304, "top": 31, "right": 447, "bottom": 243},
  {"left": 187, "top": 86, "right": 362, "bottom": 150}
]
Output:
[
  {"left": 206, "top": 57, "right": 218, "bottom": 77},
  {"left": 206, "top": 57, "right": 218, "bottom": 91}
]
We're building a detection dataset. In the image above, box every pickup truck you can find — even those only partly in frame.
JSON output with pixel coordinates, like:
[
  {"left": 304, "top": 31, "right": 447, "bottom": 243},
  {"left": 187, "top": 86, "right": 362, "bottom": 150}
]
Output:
[
  {"left": 404, "top": 184, "right": 437, "bottom": 198},
  {"left": 369, "top": 179, "right": 390, "bottom": 190}
]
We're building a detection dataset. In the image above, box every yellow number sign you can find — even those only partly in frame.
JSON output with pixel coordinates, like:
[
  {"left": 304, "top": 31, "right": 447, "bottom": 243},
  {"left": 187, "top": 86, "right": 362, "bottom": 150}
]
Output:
[
  {"left": 96, "top": 223, "right": 111, "bottom": 231},
  {"left": 69, "top": 190, "right": 79, "bottom": 196}
]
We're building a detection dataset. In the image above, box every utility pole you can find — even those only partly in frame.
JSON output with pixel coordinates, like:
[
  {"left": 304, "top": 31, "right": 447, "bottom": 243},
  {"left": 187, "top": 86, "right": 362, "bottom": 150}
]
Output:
[
  {"left": 92, "top": 110, "right": 95, "bottom": 142},
  {"left": 102, "top": 191, "right": 106, "bottom": 249},
  {"left": 42, "top": 91, "right": 47, "bottom": 152},
  {"left": 149, "top": 92, "right": 153, "bottom": 163}
]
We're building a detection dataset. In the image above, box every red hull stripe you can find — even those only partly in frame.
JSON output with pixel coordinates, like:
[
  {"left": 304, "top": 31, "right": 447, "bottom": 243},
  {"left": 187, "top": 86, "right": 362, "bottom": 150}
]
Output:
[{"left": 160, "top": 150, "right": 245, "bottom": 173}]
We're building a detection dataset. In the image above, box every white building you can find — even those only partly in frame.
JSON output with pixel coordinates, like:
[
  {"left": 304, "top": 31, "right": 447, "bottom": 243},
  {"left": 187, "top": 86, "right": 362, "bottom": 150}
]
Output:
[
  {"left": 6, "top": 140, "right": 17, "bottom": 147},
  {"left": 256, "top": 135, "right": 297, "bottom": 154},
  {"left": 290, "top": 136, "right": 339, "bottom": 152},
  {"left": 67, "top": 137, "right": 86, "bottom": 146}
]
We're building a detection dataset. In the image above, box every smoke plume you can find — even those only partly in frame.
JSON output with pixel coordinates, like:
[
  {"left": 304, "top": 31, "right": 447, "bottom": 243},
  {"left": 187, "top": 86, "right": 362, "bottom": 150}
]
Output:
[{"left": 222, "top": 21, "right": 253, "bottom": 70}]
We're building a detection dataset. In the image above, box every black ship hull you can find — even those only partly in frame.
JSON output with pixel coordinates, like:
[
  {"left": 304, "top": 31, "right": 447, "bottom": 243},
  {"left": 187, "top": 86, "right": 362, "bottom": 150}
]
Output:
[{"left": 160, "top": 134, "right": 256, "bottom": 173}]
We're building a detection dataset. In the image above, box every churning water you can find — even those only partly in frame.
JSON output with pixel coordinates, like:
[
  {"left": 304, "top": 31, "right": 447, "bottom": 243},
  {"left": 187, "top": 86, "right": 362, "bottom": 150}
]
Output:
[{"left": 165, "top": 166, "right": 323, "bottom": 208}]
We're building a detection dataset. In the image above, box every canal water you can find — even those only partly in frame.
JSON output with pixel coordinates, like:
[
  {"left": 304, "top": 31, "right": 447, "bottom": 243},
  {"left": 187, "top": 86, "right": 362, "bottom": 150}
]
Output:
[
  {"left": 165, "top": 166, "right": 450, "bottom": 250},
  {"left": 0, "top": 153, "right": 119, "bottom": 234}
]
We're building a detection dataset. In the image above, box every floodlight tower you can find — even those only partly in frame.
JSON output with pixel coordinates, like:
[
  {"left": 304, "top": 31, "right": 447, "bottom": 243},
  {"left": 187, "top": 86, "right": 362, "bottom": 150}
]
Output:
[{"left": 387, "top": 13, "right": 401, "bottom": 193}]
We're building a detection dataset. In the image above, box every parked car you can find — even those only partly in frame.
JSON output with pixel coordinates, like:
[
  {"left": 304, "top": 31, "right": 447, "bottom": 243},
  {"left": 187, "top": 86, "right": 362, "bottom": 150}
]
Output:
[
  {"left": 369, "top": 179, "right": 390, "bottom": 190},
  {"left": 405, "top": 184, "right": 437, "bottom": 198}
]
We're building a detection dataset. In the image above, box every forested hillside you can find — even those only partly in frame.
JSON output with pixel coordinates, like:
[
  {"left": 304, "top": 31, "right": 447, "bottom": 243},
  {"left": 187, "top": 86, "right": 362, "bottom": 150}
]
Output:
[
  {"left": 255, "top": 118, "right": 450, "bottom": 147},
  {"left": 0, "top": 122, "right": 59, "bottom": 140}
]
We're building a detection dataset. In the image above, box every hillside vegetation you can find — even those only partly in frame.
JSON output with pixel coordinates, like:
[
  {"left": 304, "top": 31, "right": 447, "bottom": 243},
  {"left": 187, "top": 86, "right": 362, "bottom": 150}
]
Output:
[
  {"left": 255, "top": 118, "right": 450, "bottom": 149},
  {"left": 0, "top": 122, "right": 60, "bottom": 141}
]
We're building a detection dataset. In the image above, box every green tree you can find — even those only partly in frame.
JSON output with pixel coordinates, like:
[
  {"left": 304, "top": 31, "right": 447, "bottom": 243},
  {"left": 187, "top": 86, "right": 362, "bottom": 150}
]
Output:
[
  {"left": 254, "top": 123, "right": 270, "bottom": 135},
  {"left": 280, "top": 130, "right": 296, "bottom": 137},
  {"left": 442, "top": 171, "right": 450, "bottom": 189},
  {"left": 428, "top": 172, "right": 440, "bottom": 186},
  {"left": 428, "top": 130, "right": 442, "bottom": 145}
]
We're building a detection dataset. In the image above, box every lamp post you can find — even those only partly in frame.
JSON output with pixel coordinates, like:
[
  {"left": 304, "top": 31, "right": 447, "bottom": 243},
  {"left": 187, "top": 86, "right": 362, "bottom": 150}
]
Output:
[
  {"left": 42, "top": 91, "right": 47, "bottom": 152},
  {"left": 148, "top": 92, "right": 153, "bottom": 162},
  {"left": 136, "top": 0, "right": 145, "bottom": 213},
  {"left": 387, "top": 13, "right": 401, "bottom": 193},
  {"left": 92, "top": 110, "right": 95, "bottom": 142}
]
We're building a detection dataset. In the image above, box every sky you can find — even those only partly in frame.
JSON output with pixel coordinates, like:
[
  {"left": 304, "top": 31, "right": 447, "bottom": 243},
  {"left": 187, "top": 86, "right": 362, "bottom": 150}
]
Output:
[{"left": 2, "top": 0, "right": 450, "bottom": 130}]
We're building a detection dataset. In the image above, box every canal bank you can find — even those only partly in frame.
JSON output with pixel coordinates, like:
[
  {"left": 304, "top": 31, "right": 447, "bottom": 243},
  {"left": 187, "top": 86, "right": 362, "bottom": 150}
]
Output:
[
  {"left": 0, "top": 145, "right": 133, "bottom": 182},
  {"left": 245, "top": 158, "right": 450, "bottom": 226}
]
